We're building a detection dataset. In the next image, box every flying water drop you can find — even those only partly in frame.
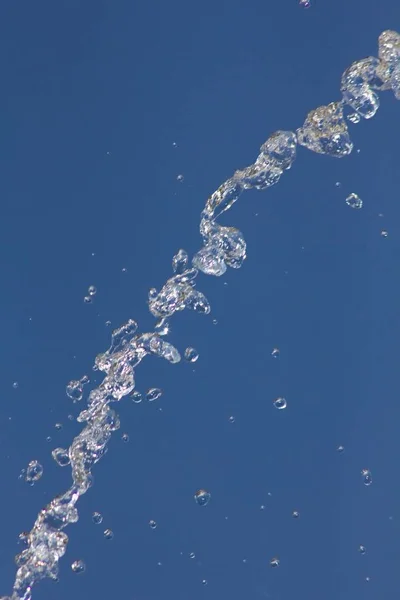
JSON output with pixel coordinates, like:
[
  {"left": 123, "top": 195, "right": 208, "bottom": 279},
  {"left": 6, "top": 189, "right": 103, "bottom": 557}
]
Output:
[
  {"left": 184, "top": 347, "right": 199, "bottom": 363},
  {"left": 177, "top": 174, "right": 184, "bottom": 183},
  {"left": 66, "top": 380, "right": 83, "bottom": 402},
  {"left": 71, "top": 560, "right": 86, "bottom": 574},
  {"left": 88, "top": 285, "right": 97, "bottom": 297},
  {"left": 346, "top": 193, "right": 363, "bottom": 209},
  {"left": 194, "top": 489, "right": 211, "bottom": 506},
  {"left": 270, "top": 557, "right": 280, "bottom": 568},
  {"left": 362, "top": 469, "right": 372, "bottom": 486},
  {"left": 104, "top": 529, "right": 114, "bottom": 540},
  {"left": 273, "top": 397, "right": 287, "bottom": 410},
  {"left": 25, "top": 460, "right": 43, "bottom": 485},
  {"left": 359, "top": 545, "right": 366, "bottom": 554},
  {"left": 271, "top": 347, "right": 280, "bottom": 358},
  {"left": 92, "top": 512, "right": 103, "bottom": 525},
  {"left": 146, "top": 388, "right": 163, "bottom": 402},
  {"left": 131, "top": 391, "right": 143, "bottom": 404},
  {"left": 51, "top": 448, "right": 70, "bottom": 467},
  {"left": 149, "top": 520, "right": 157, "bottom": 529}
]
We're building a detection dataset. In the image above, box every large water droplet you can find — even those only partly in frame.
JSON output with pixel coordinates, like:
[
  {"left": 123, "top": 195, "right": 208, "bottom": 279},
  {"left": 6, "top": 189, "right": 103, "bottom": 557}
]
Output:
[
  {"left": 66, "top": 380, "right": 83, "bottom": 402},
  {"left": 25, "top": 460, "right": 43, "bottom": 485},
  {"left": 92, "top": 512, "right": 103, "bottom": 525},
  {"left": 149, "top": 520, "right": 157, "bottom": 529},
  {"left": 184, "top": 347, "right": 199, "bottom": 363},
  {"left": 146, "top": 388, "right": 163, "bottom": 402},
  {"left": 104, "top": 528, "right": 114, "bottom": 540},
  {"left": 51, "top": 448, "right": 70, "bottom": 467},
  {"left": 273, "top": 397, "right": 287, "bottom": 410},
  {"left": 194, "top": 489, "right": 211, "bottom": 507},
  {"left": 131, "top": 391, "right": 143, "bottom": 404},
  {"left": 88, "top": 285, "right": 97, "bottom": 296},
  {"left": 346, "top": 193, "right": 363, "bottom": 209}
]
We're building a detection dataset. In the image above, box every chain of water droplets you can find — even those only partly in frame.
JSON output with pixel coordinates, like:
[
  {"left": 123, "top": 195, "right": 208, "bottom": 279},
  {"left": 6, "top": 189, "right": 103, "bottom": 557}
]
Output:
[{"left": 3, "top": 30, "right": 400, "bottom": 600}]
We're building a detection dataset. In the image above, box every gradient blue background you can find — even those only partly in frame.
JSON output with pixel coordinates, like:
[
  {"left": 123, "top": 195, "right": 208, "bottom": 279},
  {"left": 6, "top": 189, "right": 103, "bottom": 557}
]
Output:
[{"left": 1, "top": 1, "right": 400, "bottom": 599}]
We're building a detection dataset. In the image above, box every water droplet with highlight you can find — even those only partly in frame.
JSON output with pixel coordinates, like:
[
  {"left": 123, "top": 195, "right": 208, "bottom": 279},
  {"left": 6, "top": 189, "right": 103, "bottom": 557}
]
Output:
[
  {"left": 104, "top": 529, "right": 114, "bottom": 540},
  {"left": 12, "top": 382, "right": 18, "bottom": 389},
  {"left": 92, "top": 512, "right": 103, "bottom": 525},
  {"left": 270, "top": 557, "right": 280, "bottom": 568},
  {"left": 51, "top": 448, "right": 70, "bottom": 467},
  {"left": 362, "top": 469, "right": 372, "bottom": 486},
  {"left": 346, "top": 193, "right": 363, "bottom": 209},
  {"left": 54, "top": 423, "right": 63, "bottom": 431},
  {"left": 292, "top": 510, "right": 300, "bottom": 518},
  {"left": 194, "top": 489, "right": 211, "bottom": 507},
  {"left": 381, "top": 230, "right": 388, "bottom": 237},
  {"left": 88, "top": 285, "right": 97, "bottom": 296},
  {"left": 359, "top": 545, "right": 366, "bottom": 554},
  {"left": 71, "top": 560, "right": 86, "bottom": 574},
  {"left": 146, "top": 388, "right": 163, "bottom": 402},
  {"left": 347, "top": 112, "right": 361, "bottom": 124},
  {"left": 337, "top": 445, "right": 345, "bottom": 453},
  {"left": 228, "top": 415, "right": 235, "bottom": 423},
  {"left": 149, "top": 520, "right": 157, "bottom": 530},
  {"left": 273, "top": 397, "right": 287, "bottom": 410},
  {"left": 177, "top": 174, "right": 184, "bottom": 183},
  {"left": 84, "top": 295, "right": 92, "bottom": 304},
  {"left": 184, "top": 347, "right": 199, "bottom": 363},
  {"left": 299, "top": 0, "right": 311, "bottom": 7},
  {"left": 131, "top": 391, "right": 143, "bottom": 404},
  {"left": 271, "top": 348, "right": 280, "bottom": 358},
  {"left": 202, "top": 579, "right": 208, "bottom": 586},
  {"left": 25, "top": 460, "right": 43, "bottom": 485},
  {"left": 66, "top": 380, "right": 83, "bottom": 402},
  {"left": 121, "top": 433, "right": 129, "bottom": 443},
  {"left": 189, "top": 552, "right": 196, "bottom": 559}
]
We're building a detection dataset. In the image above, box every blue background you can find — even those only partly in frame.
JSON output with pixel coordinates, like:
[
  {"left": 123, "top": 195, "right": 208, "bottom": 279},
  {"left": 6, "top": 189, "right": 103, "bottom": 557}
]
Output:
[{"left": 1, "top": 1, "right": 400, "bottom": 599}]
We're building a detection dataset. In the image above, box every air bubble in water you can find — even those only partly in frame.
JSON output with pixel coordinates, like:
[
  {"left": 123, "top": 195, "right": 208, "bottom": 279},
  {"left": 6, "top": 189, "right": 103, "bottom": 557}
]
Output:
[
  {"left": 184, "top": 347, "right": 199, "bottom": 363},
  {"left": 270, "top": 557, "right": 280, "bottom": 568},
  {"left": 177, "top": 174, "right": 184, "bottom": 182},
  {"left": 104, "top": 528, "right": 114, "bottom": 540},
  {"left": 52, "top": 448, "right": 70, "bottom": 467},
  {"left": 149, "top": 520, "right": 157, "bottom": 529},
  {"left": 359, "top": 545, "right": 366, "bottom": 554},
  {"left": 66, "top": 380, "right": 83, "bottom": 402},
  {"left": 25, "top": 460, "right": 43, "bottom": 485},
  {"left": 346, "top": 193, "right": 363, "bottom": 209},
  {"left": 362, "top": 469, "right": 372, "bottom": 486},
  {"left": 273, "top": 397, "right": 287, "bottom": 410},
  {"left": 146, "top": 388, "right": 162, "bottom": 402},
  {"left": 194, "top": 489, "right": 211, "bottom": 507},
  {"left": 88, "top": 285, "right": 97, "bottom": 296},
  {"left": 92, "top": 512, "right": 103, "bottom": 525},
  {"left": 71, "top": 560, "right": 86, "bottom": 574},
  {"left": 131, "top": 391, "right": 143, "bottom": 404}
]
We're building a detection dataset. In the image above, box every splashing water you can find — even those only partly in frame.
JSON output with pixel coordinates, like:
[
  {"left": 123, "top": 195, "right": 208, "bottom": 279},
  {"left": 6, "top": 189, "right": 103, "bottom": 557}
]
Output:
[{"left": 3, "top": 29, "right": 400, "bottom": 600}]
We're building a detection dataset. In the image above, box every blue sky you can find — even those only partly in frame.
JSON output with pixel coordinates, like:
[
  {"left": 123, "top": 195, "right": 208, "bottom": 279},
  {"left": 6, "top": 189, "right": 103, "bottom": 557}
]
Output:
[{"left": 1, "top": 1, "right": 400, "bottom": 599}]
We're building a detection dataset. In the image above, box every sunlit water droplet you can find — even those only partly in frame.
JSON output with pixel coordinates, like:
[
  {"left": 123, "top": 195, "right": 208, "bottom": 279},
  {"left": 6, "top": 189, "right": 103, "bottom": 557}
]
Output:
[
  {"left": 177, "top": 174, "right": 184, "bottom": 182},
  {"left": 194, "top": 489, "right": 211, "bottom": 506},
  {"left": 189, "top": 552, "right": 196, "bottom": 559},
  {"left": 88, "top": 285, "right": 97, "bottom": 296},
  {"left": 359, "top": 545, "right": 366, "bottom": 554},
  {"left": 66, "top": 380, "right": 83, "bottom": 402},
  {"left": 271, "top": 347, "right": 280, "bottom": 358},
  {"left": 25, "top": 460, "right": 43, "bottom": 485},
  {"left": 335, "top": 182, "right": 342, "bottom": 188},
  {"left": 292, "top": 510, "right": 300, "bottom": 518},
  {"left": 121, "top": 433, "right": 129, "bottom": 443},
  {"left": 12, "top": 382, "right": 19, "bottom": 389},
  {"left": 347, "top": 112, "right": 361, "bottom": 124},
  {"left": 361, "top": 469, "right": 372, "bottom": 486},
  {"left": 149, "top": 520, "right": 157, "bottom": 529},
  {"left": 381, "top": 230, "right": 388, "bottom": 237},
  {"left": 92, "top": 512, "right": 103, "bottom": 525},
  {"left": 131, "top": 391, "right": 143, "bottom": 404},
  {"left": 346, "top": 193, "right": 363, "bottom": 209},
  {"left": 146, "top": 388, "right": 163, "bottom": 402},
  {"left": 270, "top": 557, "right": 280, "bottom": 568},
  {"left": 337, "top": 445, "right": 345, "bottom": 453},
  {"left": 84, "top": 295, "right": 92, "bottom": 304},
  {"left": 104, "top": 528, "right": 114, "bottom": 540},
  {"left": 71, "top": 560, "right": 86, "bottom": 574},
  {"left": 54, "top": 423, "right": 63, "bottom": 431},
  {"left": 273, "top": 397, "right": 287, "bottom": 410},
  {"left": 228, "top": 415, "right": 235, "bottom": 423},
  {"left": 51, "top": 448, "right": 70, "bottom": 467},
  {"left": 202, "top": 579, "right": 208, "bottom": 586},
  {"left": 184, "top": 347, "right": 199, "bottom": 363}
]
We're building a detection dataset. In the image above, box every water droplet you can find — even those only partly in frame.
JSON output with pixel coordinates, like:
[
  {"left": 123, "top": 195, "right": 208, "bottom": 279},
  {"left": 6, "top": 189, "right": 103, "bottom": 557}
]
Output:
[
  {"left": 273, "top": 397, "right": 287, "bottom": 410},
  {"left": 359, "top": 545, "right": 366, "bottom": 554},
  {"left": 177, "top": 174, "right": 184, "bottom": 182},
  {"left": 12, "top": 382, "right": 18, "bottom": 389},
  {"left": 347, "top": 112, "right": 361, "bottom": 124},
  {"left": 292, "top": 510, "right": 300, "bottom": 518},
  {"left": 228, "top": 415, "right": 235, "bottom": 423},
  {"left": 25, "top": 460, "right": 43, "bottom": 485},
  {"left": 46, "top": 436, "right": 52, "bottom": 443},
  {"left": 88, "top": 285, "right": 97, "bottom": 296},
  {"left": 260, "top": 505, "right": 265, "bottom": 511},
  {"left": 335, "top": 181, "right": 342, "bottom": 188},
  {"left": 51, "top": 448, "right": 70, "bottom": 467},
  {"left": 172, "top": 249, "right": 189, "bottom": 274},
  {"left": 212, "top": 319, "right": 218, "bottom": 325},
  {"left": 271, "top": 347, "right": 280, "bottom": 358},
  {"left": 172, "top": 142, "right": 178, "bottom": 148},
  {"left": 54, "top": 423, "right": 63, "bottom": 431},
  {"left": 337, "top": 445, "right": 345, "bottom": 453},
  {"left": 189, "top": 552, "right": 196, "bottom": 559},
  {"left": 149, "top": 520, "right": 157, "bottom": 529},
  {"left": 67, "top": 414, "right": 74, "bottom": 421},
  {"left": 381, "top": 230, "right": 388, "bottom": 237},
  {"left": 71, "top": 560, "right": 86, "bottom": 574},
  {"left": 346, "top": 193, "right": 363, "bottom": 209},
  {"left": 66, "top": 380, "right": 83, "bottom": 402},
  {"left": 121, "top": 433, "right": 129, "bottom": 443},
  {"left": 18, "top": 532, "right": 29, "bottom": 546},
  {"left": 84, "top": 295, "right": 92, "bottom": 304},
  {"left": 80, "top": 375, "right": 90, "bottom": 385},
  {"left": 270, "top": 557, "right": 280, "bottom": 568},
  {"left": 362, "top": 469, "right": 372, "bottom": 486},
  {"left": 105, "top": 320, "right": 111, "bottom": 327},
  {"left": 202, "top": 579, "right": 208, "bottom": 586},
  {"left": 92, "top": 512, "right": 103, "bottom": 525},
  {"left": 131, "top": 391, "right": 143, "bottom": 404},
  {"left": 104, "top": 528, "right": 114, "bottom": 540},
  {"left": 299, "top": 0, "right": 311, "bottom": 6},
  {"left": 184, "top": 347, "right": 199, "bottom": 363},
  {"left": 194, "top": 489, "right": 211, "bottom": 507},
  {"left": 146, "top": 388, "right": 163, "bottom": 402},
  {"left": 365, "top": 576, "right": 370, "bottom": 582}
]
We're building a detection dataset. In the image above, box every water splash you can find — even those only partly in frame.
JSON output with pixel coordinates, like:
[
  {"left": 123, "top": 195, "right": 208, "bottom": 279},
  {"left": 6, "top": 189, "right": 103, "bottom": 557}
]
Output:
[{"left": 3, "top": 29, "right": 400, "bottom": 600}]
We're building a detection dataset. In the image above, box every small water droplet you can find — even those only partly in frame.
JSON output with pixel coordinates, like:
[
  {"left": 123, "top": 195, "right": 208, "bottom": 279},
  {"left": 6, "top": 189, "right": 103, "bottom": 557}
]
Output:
[
  {"left": 361, "top": 469, "right": 372, "bottom": 486},
  {"left": 337, "top": 445, "right": 345, "bottom": 453},
  {"left": 83, "top": 295, "right": 92, "bottom": 304},
  {"left": 71, "top": 560, "right": 86, "bottom": 574},
  {"left": 189, "top": 552, "right": 196, "bottom": 559},
  {"left": 212, "top": 319, "right": 218, "bottom": 325},
  {"left": 184, "top": 347, "right": 199, "bottom": 363},
  {"left": 335, "top": 182, "right": 342, "bottom": 188},
  {"left": 228, "top": 415, "right": 235, "bottom": 423},
  {"left": 292, "top": 510, "right": 300, "bottom": 518},
  {"left": 347, "top": 112, "right": 361, "bottom": 124},
  {"left": 92, "top": 512, "right": 103, "bottom": 525},
  {"left": 54, "top": 423, "right": 63, "bottom": 431},
  {"left": 194, "top": 489, "right": 211, "bottom": 507},
  {"left": 172, "top": 142, "right": 178, "bottom": 148},
  {"left": 25, "top": 460, "right": 43, "bottom": 485},
  {"left": 381, "top": 230, "right": 388, "bottom": 237},
  {"left": 346, "top": 193, "right": 363, "bottom": 209},
  {"left": 122, "top": 267, "right": 127, "bottom": 273},
  {"left": 88, "top": 285, "right": 97, "bottom": 296},
  {"left": 80, "top": 375, "right": 90, "bottom": 385},
  {"left": 270, "top": 557, "right": 280, "bottom": 568},
  {"left": 273, "top": 397, "right": 287, "bottom": 410},
  {"left": 51, "top": 448, "right": 70, "bottom": 467},
  {"left": 149, "top": 520, "right": 157, "bottom": 530},
  {"left": 66, "top": 380, "right": 83, "bottom": 402},
  {"left": 359, "top": 545, "right": 366, "bottom": 554},
  {"left": 260, "top": 505, "right": 265, "bottom": 511},
  {"left": 104, "top": 528, "right": 114, "bottom": 540},
  {"left": 46, "top": 436, "right": 52, "bottom": 443},
  {"left": 67, "top": 414, "right": 74, "bottom": 421},
  {"left": 146, "top": 388, "right": 163, "bottom": 402},
  {"left": 177, "top": 174, "right": 184, "bottom": 182},
  {"left": 121, "top": 433, "right": 129, "bottom": 443},
  {"left": 12, "top": 382, "right": 18, "bottom": 389},
  {"left": 299, "top": 0, "right": 311, "bottom": 7},
  {"left": 271, "top": 348, "right": 280, "bottom": 358},
  {"left": 131, "top": 391, "right": 143, "bottom": 404},
  {"left": 202, "top": 579, "right": 208, "bottom": 586},
  {"left": 105, "top": 320, "right": 111, "bottom": 327}
]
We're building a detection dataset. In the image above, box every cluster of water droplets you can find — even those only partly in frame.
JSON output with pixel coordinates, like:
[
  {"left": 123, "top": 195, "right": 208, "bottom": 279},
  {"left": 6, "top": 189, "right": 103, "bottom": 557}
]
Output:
[{"left": 3, "top": 29, "right": 399, "bottom": 600}]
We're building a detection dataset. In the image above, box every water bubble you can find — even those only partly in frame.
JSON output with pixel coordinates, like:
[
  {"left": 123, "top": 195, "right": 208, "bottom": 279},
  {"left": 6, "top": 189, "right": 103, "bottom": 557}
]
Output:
[
  {"left": 104, "top": 528, "right": 114, "bottom": 540},
  {"left": 84, "top": 296, "right": 92, "bottom": 304},
  {"left": 184, "top": 347, "right": 199, "bottom": 363},
  {"left": 67, "top": 414, "right": 74, "bottom": 421},
  {"left": 12, "top": 382, "right": 19, "bottom": 389},
  {"left": 347, "top": 112, "right": 361, "bottom": 124},
  {"left": 194, "top": 489, "right": 211, "bottom": 507},
  {"left": 337, "top": 445, "right": 345, "bottom": 453},
  {"left": 381, "top": 230, "right": 388, "bottom": 237},
  {"left": 292, "top": 510, "right": 300, "bottom": 518},
  {"left": 299, "top": 0, "right": 311, "bottom": 6},
  {"left": 80, "top": 375, "right": 90, "bottom": 385},
  {"left": 131, "top": 391, "right": 143, "bottom": 404},
  {"left": 273, "top": 397, "right": 287, "bottom": 410},
  {"left": 228, "top": 415, "right": 235, "bottom": 423},
  {"left": 146, "top": 388, "right": 163, "bottom": 402},
  {"left": 359, "top": 545, "right": 366, "bottom": 554},
  {"left": 92, "top": 512, "right": 103, "bottom": 525},
  {"left": 177, "top": 174, "right": 184, "bottom": 183},
  {"left": 271, "top": 347, "right": 280, "bottom": 358},
  {"left": 335, "top": 181, "right": 342, "bottom": 188},
  {"left": 189, "top": 552, "right": 196, "bottom": 559},
  {"left": 270, "top": 557, "right": 280, "bottom": 568},
  {"left": 25, "top": 460, "right": 43, "bottom": 485},
  {"left": 46, "top": 436, "right": 52, "bottom": 443},
  {"left": 362, "top": 469, "right": 372, "bottom": 486},
  {"left": 172, "top": 142, "right": 178, "bottom": 148},
  {"left": 202, "top": 579, "right": 208, "bottom": 586},
  {"left": 51, "top": 448, "right": 70, "bottom": 467},
  {"left": 71, "top": 560, "right": 86, "bottom": 574},
  {"left": 54, "top": 423, "right": 63, "bottom": 431},
  {"left": 149, "top": 520, "right": 157, "bottom": 529},
  {"left": 212, "top": 319, "right": 218, "bottom": 325},
  {"left": 88, "top": 285, "right": 97, "bottom": 296},
  {"left": 66, "top": 380, "right": 83, "bottom": 402},
  {"left": 155, "top": 318, "right": 170, "bottom": 336},
  {"left": 105, "top": 320, "right": 111, "bottom": 327},
  {"left": 346, "top": 193, "right": 363, "bottom": 209},
  {"left": 121, "top": 433, "right": 129, "bottom": 443}
]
